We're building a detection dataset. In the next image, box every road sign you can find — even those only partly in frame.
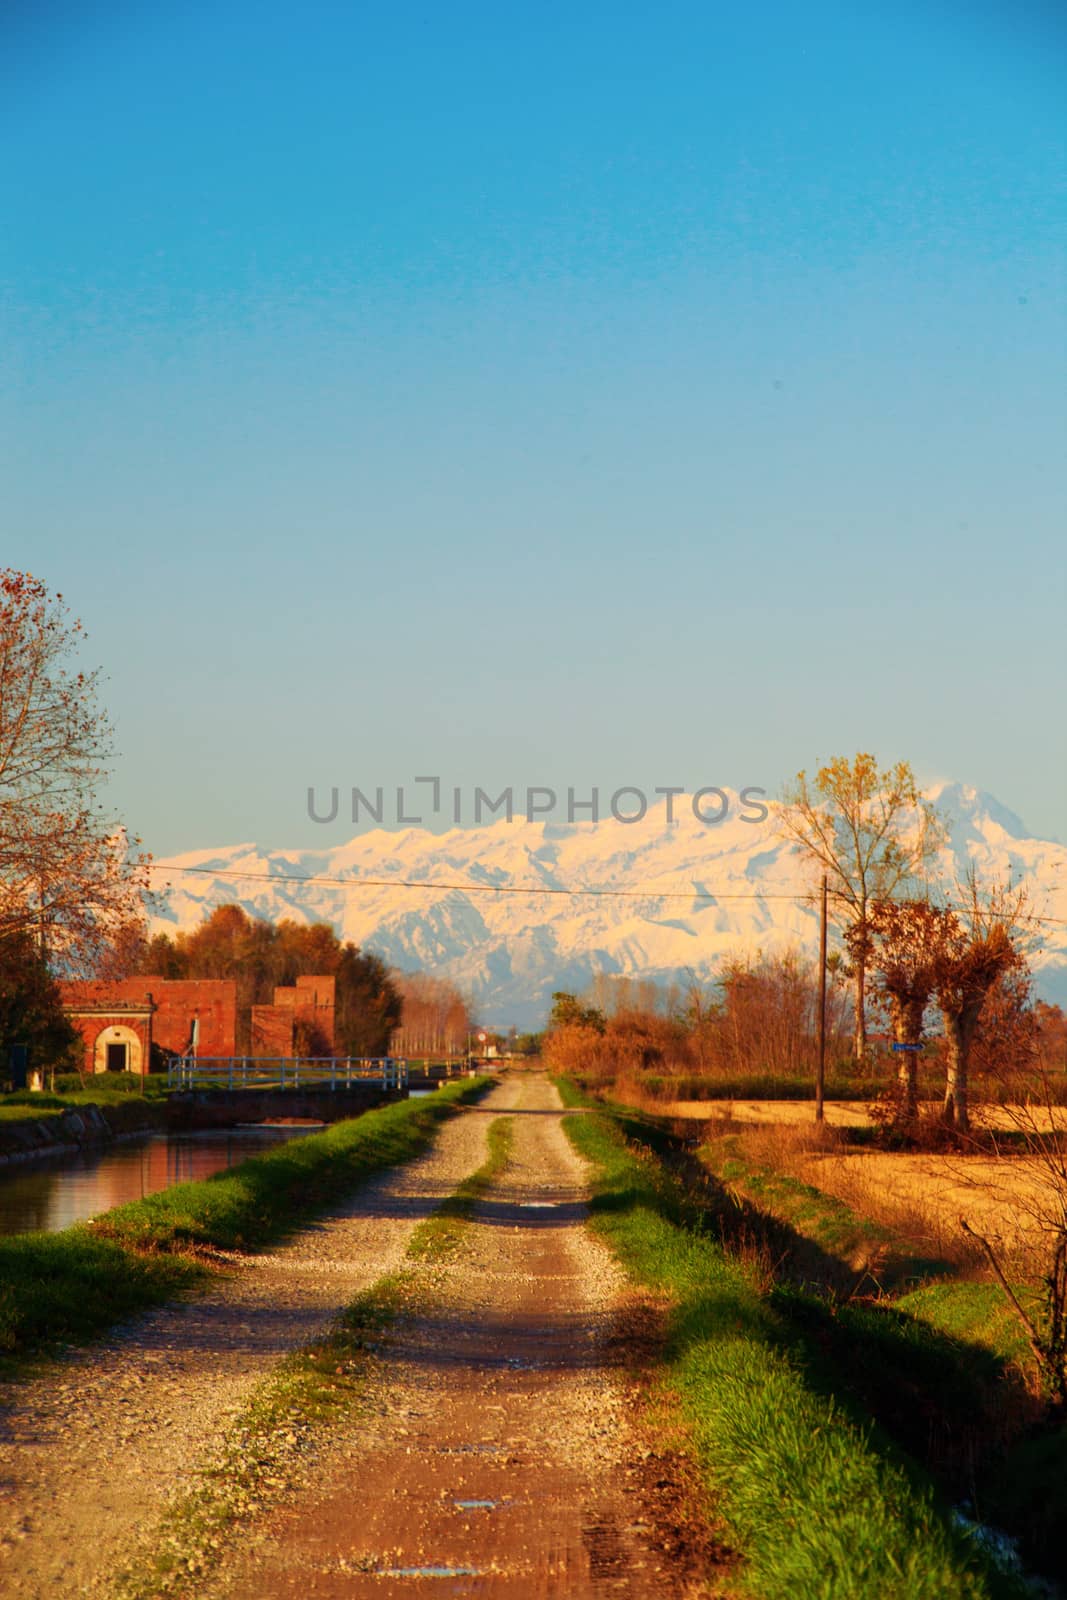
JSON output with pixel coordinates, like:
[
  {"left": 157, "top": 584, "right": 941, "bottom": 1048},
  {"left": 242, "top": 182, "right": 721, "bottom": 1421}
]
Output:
[{"left": 891, "top": 1042, "right": 923, "bottom": 1052}]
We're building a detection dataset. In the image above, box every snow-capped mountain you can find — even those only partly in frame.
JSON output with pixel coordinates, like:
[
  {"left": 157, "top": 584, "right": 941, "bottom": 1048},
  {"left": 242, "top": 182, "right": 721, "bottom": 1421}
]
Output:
[{"left": 150, "top": 785, "right": 1067, "bottom": 1027}]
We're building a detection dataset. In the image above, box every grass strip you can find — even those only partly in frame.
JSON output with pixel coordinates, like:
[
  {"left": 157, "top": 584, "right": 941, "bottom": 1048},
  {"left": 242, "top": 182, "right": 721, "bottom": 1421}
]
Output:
[
  {"left": 562, "top": 1102, "right": 1023, "bottom": 1600},
  {"left": 703, "top": 1133, "right": 1045, "bottom": 1375},
  {"left": 115, "top": 1108, "right": 514, "bottom": 1597},
  {"left": 407, "top": 1115, "right": 514, "bottom": 1260},
  {"left": 0, "top": 1079, "right": 490, "bottom": 1369}
]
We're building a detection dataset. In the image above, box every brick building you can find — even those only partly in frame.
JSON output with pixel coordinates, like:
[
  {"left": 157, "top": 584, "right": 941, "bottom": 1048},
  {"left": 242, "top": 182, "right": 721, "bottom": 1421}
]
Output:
[
  {"left": 59, "top": 978, "right": 238, "bottom": 1076},
  {"left": 60, "top": 974, "right": 336, "bottom": 1074},
  {"left": 251, "top": 974, "right": 336, "bottom": 1057}
]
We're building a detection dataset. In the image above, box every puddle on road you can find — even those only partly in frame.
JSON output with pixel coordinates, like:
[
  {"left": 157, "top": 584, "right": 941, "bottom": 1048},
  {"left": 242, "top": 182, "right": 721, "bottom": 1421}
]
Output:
[
  {"left": 453, "top": 1498, "right": 498, "bottom": 1511},
  {"left": 518, "top": 1201, "right": 557, "bottom": 1209},
  {"left": 436, "top": 1441, "right": 505, "bottom": 1454},
  {"left": 381, "top": 1565, "right": 483, "bottom": 1578}
]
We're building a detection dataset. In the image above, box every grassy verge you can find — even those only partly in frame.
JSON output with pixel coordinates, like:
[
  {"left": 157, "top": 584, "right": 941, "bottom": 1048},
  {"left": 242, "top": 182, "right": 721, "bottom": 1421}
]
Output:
[
  {"left": 115, "top": 1108, "right": 514, "bottom": 1597},
  {"left": 562, "top": 1101, "right": 1024, "bottom": 1599},
  {"left": 0, "top": 1231, "right": 205, "bottom": 1374},
  {"left": 697, "top": 1119, "right": 1065, "bottom": 1587},
  {"left": 0, "top": 1102, "right": 66, "bottom": 1123},
  {"left": 0, "top": 1080, "right": 490, "bottom": 1370},
  {"left": 407, "top": 1116, "right": 513, "bottom": 1260}
]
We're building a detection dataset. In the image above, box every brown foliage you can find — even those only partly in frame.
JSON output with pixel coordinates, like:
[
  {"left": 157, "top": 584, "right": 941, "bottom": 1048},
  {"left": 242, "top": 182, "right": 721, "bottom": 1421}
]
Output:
[
  {"left": 0, "top": 569, "right": 151, "bottom": 968},
  {"left": 389, "top": 971, "right": 472, "bottom": 1056},
  {"left": 122, "top": 904, "right": 401, "bottom": 1056},
  {"left": 544, "top": 951, "right": 851, "bottom": 1086}
]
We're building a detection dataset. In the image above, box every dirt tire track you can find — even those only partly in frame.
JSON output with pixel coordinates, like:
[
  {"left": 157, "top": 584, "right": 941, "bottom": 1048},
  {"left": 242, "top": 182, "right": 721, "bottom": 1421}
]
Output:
[{"left": 0, "top": 1080, "right": 521, "bottom": 1598}]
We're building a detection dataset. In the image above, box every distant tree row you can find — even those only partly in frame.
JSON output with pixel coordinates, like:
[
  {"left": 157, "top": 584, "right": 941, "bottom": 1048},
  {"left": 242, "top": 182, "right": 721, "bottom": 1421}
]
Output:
[
  {"left": 543, "top": 953, "right": 852, "bottom": 1085},
  {"left": 389, "top": 971, "right": 473, "bottom": 1057},
  {"left": 544, "top": 949, "right": 1065, "bottom": 1121}
]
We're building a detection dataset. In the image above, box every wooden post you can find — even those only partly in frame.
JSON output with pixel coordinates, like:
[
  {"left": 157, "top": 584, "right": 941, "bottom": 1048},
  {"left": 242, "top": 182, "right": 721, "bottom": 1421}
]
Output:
[{"left": 816, "top": 875, "right": 828, "bottom": 1123}]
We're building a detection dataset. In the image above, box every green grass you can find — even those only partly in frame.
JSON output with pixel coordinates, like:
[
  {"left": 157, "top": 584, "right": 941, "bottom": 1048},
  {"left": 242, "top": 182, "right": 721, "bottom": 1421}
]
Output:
[
  {"left": 0, "top": 1102, "right": 65, "bottom": 1123},
  {"left": 407, "top": 1116, "right": 513, "bottom": 1260},
  {"left": 0, "top": 1229, "right": 205, "bottom": 1372},
  {"left": 706, "top": 1134, "right": 892, "bottom": 1257},
  {"left": 896, "top": 1281, "right": 1042, "bottom": 1371},
  {"left": 0, "top": 1080, "right": 166, "bottom": 1116},
  {"left": 0, "top": 1080, "right": 490, "bottom": 1369},
  {"left": 562, "top": 1104, "right": 1023, "bottom": 1600},
  {"left": 700, "top": 1132, "right": 957, "bottom": 1288}
]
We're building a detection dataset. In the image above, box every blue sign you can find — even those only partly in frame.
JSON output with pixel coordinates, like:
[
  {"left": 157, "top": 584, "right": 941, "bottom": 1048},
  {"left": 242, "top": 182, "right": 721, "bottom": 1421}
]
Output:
[{"left": 891, "top": 1042, "right": 923, "bottom": 1052}]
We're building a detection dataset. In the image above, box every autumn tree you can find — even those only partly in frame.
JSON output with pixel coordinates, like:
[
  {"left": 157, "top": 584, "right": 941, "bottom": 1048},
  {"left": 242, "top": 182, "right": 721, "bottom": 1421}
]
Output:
[
  {"left": 0, "top": 569, "right": 150, "bottom": 968},
  {"left": 712, "top": 948, "right": 849, "bottom": 1080},
  {"left": 390, "top": 972, "right": 473, "bottom": 1055},
  {"left": 127, "top": 904, "right": 402, "bottom": 1057},
  {"left": 549, "top": 991, "right": 606, "bottom": 1032},
  {"left": 780, "top": 754, "right": 944, "bottom": 1060},
  {"left": 0, "top": 927, "right": 79, "bottom": 1080},
  {"left": 852, "top": 900, "right": 948, "bottom": 1120},
  {"left": 335, "top": 946, "right": 401, "bottom": 1056},
  {"left": 934, "top": 880, "right": 1027, "bottom": 1132}
]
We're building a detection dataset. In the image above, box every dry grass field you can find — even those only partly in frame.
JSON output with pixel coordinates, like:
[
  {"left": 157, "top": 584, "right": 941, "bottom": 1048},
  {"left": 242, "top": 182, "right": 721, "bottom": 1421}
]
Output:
[
  {"left": 639, "top": 1097, "right": 1064, "bottom": 1266},
  {"left": 661, "top": 1098, "right": 1065, "bottom": 1132},
  {"left": 794, "top": 1149, "right": 1057, "bottom": 1259}
]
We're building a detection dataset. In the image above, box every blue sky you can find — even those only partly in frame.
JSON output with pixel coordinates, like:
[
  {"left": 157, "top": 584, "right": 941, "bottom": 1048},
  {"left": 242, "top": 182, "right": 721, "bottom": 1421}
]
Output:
[{"left": 4, "top": 1, "right": 1065, "bottom": 854}]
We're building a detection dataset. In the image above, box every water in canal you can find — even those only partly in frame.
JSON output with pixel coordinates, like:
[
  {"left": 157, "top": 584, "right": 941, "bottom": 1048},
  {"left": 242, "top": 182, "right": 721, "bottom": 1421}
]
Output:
[{"left": 0, "top": 1125, "right": 322, "bottom": 1238}]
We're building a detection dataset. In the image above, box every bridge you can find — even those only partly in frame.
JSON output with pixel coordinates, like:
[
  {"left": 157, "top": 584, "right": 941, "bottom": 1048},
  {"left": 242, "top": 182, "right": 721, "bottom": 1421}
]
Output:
[{"left": 164, "top": 1056, "right": 409, "bottom": 1128}]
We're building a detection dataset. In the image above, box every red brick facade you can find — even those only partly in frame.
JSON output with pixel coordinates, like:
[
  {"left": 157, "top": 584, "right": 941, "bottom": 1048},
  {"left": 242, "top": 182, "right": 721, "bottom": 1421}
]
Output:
[
  {"left": 61, "top": 974, "right": 335, "bottom": 1073},
  {"left": 250, "top": 975, "right": 336, "bottom": 1057},
  {"left": 59, "top": 978, "right": 238, "bottom": 1075}
]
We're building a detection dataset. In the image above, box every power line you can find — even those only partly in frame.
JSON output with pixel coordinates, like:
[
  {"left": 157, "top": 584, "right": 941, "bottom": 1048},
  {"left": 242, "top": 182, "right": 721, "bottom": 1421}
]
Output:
[{"left": 147, "top": 861, "right": 1067, "bottom": 926}]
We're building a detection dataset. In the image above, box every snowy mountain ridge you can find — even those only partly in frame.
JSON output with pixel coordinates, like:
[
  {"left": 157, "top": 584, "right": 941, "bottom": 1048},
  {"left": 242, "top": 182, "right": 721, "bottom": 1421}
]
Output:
[{"left": 151, "top": 785, "right": 1067, "bottom": 1027}]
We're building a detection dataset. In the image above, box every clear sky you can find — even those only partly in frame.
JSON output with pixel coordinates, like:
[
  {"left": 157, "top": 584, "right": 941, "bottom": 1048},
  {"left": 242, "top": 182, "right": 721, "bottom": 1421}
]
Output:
[{"left": 4, "top": 1, "right": 1065, "bottom": 855}]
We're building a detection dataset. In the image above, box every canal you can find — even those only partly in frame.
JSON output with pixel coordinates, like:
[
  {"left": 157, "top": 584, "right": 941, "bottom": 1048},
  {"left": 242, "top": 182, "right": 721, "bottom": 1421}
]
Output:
[{"left": 0, "top": 1124, "right": 322, "bottom": 1238}]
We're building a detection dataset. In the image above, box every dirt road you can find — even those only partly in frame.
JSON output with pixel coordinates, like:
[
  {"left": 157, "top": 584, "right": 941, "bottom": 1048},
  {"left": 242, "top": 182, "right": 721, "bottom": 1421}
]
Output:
[
  {"left": 205, "top": 1074, "right": 716, "bottom": 1598},
  {"left": 1, "top": 1076, "right": 722, "bottom": 1598},
  {"left": 0, "top": 1080, "right": 522, "bottom": 1597}
]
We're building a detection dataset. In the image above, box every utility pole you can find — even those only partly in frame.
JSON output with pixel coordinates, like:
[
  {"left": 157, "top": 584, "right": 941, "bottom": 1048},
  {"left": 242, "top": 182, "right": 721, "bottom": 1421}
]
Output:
[{"left": 816, "top": 874, "right": 828, "bottom": 1123}]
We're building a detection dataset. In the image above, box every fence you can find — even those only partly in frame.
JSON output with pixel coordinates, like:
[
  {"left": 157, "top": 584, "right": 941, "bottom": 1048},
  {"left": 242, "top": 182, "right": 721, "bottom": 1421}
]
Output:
[{"left": 166, "top": 1056, "right": 408, "bottom": 1092}]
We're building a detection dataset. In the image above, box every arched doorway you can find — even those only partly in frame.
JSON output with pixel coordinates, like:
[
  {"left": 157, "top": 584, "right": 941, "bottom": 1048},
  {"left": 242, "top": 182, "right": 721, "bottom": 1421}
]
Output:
[{"left": 93, "top": 1024, "right": 143, "bottom": 1076}]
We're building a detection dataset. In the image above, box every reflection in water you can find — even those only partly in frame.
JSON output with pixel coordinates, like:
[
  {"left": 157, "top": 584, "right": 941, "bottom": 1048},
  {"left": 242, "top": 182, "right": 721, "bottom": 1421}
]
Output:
[{"left": 0, "top": 1126, "right": 320, "bottom": 1237}]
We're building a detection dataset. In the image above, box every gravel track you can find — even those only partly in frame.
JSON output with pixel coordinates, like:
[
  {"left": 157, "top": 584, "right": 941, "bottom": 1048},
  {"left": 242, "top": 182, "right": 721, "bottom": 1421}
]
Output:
[
  {"left": 202, "top": 1075, "right": 721, "bottom": 1598},
  {"left": 0, "top": 1080, "right": 521, "bottom": 1598}
]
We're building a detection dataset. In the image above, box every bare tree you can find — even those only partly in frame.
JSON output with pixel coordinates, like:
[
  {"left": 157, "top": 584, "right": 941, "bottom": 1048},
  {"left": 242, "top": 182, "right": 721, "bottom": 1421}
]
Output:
[
  {"left": 390, "top": 971, "right": 472, "bottom": 1056},
  {"left": 780, "top": 754, "right": 944, "bottom": 1060},
  {"left": 953, "top": 978, "right": 1067, "bottom": 1406},
  {"left": 0, "top": 569, "right": 150, "bottom": 967}
]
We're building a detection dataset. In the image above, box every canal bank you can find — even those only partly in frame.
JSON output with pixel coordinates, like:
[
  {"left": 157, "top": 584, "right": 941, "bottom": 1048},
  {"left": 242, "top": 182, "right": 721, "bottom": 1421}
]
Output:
[
  {"left": 0, "top": 1099, "right": 165, "bottom": 1167},
  {"left": 0, "top": 1124, "right": 325, "bottom": 1237}
]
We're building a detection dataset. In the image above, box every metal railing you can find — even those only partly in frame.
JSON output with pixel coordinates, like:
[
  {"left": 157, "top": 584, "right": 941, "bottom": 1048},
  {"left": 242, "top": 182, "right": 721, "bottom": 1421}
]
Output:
[{"left": 166, "top": 1056, "right": 408, "bottom": 1092}]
